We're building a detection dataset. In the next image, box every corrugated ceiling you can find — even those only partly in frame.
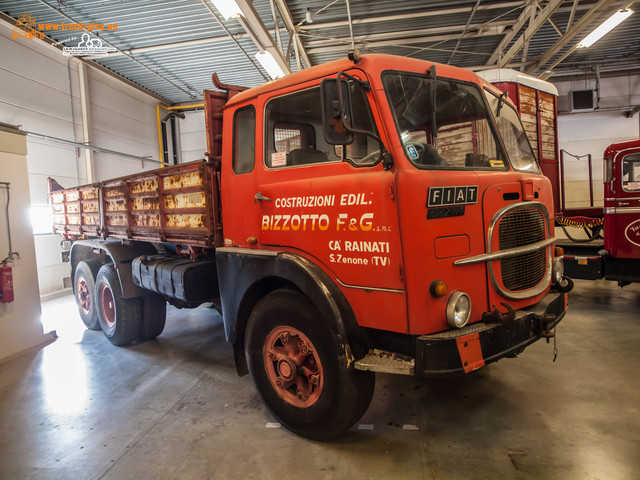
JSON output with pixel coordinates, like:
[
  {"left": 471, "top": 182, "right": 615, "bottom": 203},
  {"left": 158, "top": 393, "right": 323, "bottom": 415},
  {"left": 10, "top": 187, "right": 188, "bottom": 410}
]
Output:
[{"left": 1, "top": 0, "right": 638, "bottom": 103}]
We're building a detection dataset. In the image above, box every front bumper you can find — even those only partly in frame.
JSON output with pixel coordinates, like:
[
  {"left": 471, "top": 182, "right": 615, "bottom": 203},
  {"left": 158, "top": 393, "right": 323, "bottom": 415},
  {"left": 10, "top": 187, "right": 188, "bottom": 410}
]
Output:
[{"left": 415, "top": 291, "right": 568, "bottom": 377}]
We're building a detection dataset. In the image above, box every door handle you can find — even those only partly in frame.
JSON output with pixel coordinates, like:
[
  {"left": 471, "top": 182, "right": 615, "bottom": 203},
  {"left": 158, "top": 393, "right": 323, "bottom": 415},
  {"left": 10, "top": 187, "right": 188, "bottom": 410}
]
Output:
[{"left": 255, "top": 192, "right": 272, "bottom": 202}]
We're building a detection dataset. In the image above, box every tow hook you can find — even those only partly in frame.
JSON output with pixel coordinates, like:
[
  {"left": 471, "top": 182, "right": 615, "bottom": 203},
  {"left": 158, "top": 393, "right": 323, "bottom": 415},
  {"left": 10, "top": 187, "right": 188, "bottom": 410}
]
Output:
[
  {"left": 482, "top": 302, "right": 515, "bottom": 325},
  {"left": 539, "top": 314, "right": 556, "bottom": 339},
  {"left": 539, "top": 314, "right": 559, "bottom": 362}
]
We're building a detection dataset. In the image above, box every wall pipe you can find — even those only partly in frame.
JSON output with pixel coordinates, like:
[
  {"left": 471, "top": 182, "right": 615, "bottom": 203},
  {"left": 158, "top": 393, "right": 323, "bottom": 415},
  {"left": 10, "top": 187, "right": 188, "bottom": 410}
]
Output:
[{"left": 156, "top": 103, "right": 204, "bottom": 168}]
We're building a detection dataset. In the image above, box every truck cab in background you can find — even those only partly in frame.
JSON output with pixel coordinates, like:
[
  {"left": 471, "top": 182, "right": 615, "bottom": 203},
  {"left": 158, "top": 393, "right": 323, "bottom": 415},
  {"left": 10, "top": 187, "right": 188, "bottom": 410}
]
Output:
[
  {"left": 601, "top": 139, "right": 640, "bottom": 284},
  {"left": 51, "top": 53, "right": 571, "bottom": 439}
]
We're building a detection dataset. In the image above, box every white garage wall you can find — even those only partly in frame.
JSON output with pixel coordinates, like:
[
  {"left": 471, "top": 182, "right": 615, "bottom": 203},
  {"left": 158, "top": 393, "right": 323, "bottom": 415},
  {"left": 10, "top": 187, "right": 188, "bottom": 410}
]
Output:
[
  {"left": 554, "top": 74, "right": 640, "bottom": 210},
  {"left": 0, "top": 22, "right": 163, "bottom": 296},
  {"left": 180, "top": 110, "right": 207, "bottom": 163}
]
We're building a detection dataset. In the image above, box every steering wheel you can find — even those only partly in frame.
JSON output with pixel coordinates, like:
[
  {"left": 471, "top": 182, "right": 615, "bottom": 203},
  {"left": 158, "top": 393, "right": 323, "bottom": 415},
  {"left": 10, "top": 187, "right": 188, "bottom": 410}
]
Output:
[{"left": 405, "top": 142, "right": 425, "bottom": 162}]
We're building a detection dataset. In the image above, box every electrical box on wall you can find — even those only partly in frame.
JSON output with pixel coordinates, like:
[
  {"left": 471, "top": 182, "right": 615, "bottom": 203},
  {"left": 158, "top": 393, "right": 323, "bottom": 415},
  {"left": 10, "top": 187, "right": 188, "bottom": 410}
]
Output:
[{"left": 571, "top": 89, "right": 594, "bottom": 111}]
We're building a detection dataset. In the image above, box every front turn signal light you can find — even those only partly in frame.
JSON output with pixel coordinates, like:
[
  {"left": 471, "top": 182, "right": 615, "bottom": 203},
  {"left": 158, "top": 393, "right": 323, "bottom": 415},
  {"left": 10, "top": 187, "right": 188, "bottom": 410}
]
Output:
[
  {"left": 555, "top": 246, "right": 564, "bottom": 257},
  {"left": 430, "top": 280, "right": 449, "bottom": 298}
]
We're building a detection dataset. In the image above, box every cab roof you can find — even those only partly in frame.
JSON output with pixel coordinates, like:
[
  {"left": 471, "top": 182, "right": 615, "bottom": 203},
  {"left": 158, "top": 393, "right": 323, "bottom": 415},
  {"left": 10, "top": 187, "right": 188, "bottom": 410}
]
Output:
[{"left": 224, "top": 54, "right": 485, "bottom": 108}]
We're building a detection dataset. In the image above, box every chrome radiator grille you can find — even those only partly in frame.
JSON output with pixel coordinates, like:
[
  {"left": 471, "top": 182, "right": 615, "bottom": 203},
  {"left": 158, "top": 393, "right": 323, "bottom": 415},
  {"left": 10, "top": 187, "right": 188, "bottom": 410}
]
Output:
[{"left": 498, "top": 208, "right": 547, "bottom": 291}]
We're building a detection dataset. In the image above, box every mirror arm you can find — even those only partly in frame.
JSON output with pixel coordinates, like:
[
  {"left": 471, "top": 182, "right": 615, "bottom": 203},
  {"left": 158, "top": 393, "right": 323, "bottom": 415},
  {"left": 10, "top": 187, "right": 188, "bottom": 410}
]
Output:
[
  {"left": 336, "top": 71, "right": 393, "bottom": 170},
  {"left": 497, "top": 90, "right": 509, "bottom": 117}
]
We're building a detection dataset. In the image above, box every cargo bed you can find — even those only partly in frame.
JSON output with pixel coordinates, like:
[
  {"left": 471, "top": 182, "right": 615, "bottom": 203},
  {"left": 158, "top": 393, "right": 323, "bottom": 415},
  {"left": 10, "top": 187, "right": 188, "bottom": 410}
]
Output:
[{"left": 49, "top": 160, "right": 221, "bottom": 247}]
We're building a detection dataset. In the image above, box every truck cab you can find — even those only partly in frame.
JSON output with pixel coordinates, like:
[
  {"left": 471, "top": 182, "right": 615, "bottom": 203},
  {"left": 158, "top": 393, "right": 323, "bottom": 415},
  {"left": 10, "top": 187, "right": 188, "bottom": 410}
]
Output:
[{"left": 602, "top": 139, "right": 640, "bottom": 281}]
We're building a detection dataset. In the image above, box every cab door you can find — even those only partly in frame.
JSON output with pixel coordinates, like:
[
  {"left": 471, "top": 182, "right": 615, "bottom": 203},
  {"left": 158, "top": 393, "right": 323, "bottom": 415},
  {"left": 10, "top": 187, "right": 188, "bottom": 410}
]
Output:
[
  {"left": 606, "top": 147, "right": 640, "bottom": 259},
  {"left": 254, "top": 75, "right": 407, "bottom": 333}
]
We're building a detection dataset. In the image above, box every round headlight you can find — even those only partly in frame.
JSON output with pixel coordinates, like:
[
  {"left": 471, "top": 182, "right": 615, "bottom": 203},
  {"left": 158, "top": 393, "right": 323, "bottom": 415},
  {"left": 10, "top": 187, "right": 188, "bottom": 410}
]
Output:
[
  {"left": 446, "top": 291, "right": 471, "bottom": 329},
  {"left": 552, "top": 257, "right": 564, "bottom": 284}
]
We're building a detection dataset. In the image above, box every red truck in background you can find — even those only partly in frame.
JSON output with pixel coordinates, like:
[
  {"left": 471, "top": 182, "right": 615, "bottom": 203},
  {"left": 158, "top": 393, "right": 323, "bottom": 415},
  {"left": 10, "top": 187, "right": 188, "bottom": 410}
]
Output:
[
  {"left": 479, "top": 69, "right": 640, "bottom": 286},
  {"left": 49, "top": 53, "right": 571, "bottom": 439}
]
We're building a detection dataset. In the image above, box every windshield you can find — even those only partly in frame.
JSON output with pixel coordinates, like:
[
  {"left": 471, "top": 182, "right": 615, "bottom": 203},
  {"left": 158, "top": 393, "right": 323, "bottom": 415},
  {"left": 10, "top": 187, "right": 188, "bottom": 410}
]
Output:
[
  {"left": 383, "top": 71, "right": 507, "bottom": 170},
  {"left": 484, "top": 89, "right": 540, "bottom": 173}
]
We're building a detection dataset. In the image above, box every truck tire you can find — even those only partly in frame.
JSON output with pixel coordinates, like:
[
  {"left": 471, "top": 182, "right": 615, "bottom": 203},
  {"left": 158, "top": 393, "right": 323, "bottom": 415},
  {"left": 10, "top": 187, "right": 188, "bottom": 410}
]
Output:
[
  {"left": 140, "top": 294, "right": 167, "bottom": 341},
  {"left": 95, "top": 264, "right": 141, "bottom": 346},
  {"left": 246, "top": 288, "right": 374, "bottom": 440},
  {"left": 74, "top": 259, "right": 102, "bottom": 330}
]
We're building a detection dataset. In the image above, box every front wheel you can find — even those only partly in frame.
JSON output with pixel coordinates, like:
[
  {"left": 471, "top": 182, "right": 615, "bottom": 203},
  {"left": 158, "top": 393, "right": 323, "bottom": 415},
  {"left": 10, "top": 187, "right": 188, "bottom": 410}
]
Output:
[
  {"left": 95, "top": 264, "right": 141, "bottom": 346},
  {"left": 246, "top": 289, "right": 374, "bottom": 440}
]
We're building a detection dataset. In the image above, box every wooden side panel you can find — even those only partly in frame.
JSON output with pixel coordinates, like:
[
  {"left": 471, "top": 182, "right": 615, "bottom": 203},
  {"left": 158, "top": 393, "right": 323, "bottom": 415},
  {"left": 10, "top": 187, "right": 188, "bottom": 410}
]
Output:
[
  {"left": 49, "top": 161, "right": 221, "bottom": 246},
  {"left": 519, "top": 85, "right": 539, "bottom": 159}
]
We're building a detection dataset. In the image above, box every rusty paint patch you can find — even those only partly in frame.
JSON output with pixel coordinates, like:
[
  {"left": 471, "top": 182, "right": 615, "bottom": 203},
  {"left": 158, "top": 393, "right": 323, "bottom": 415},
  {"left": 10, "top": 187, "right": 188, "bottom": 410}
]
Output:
[
  {"left": 163, "top": 171, "right": 203, "bottom": 190},
  {"left": 82, "top": 214, "right": 99, "bottom": 225},
  {"left": 164, "top": 192, "right": 206, "bottom": 210},
  {"left": 106, "top": 215, "right": 128, "bottom": 227},
  {"left": 106, "top": 199, "right": 127, "bottom": 212},
  {"left": 166, "top": 213, "right": 206, "bottom": 229},
  {"left": 132, "top": 197, "right": 160, "bottom": 211},
  {"left": 104, "top": 186, "right": 125, "bottom": 198},
  {"left": 82, "top": 201, "right": 99, "bottom": 213},
  {"left": 132, "top": 214, "right": 161, "bottom": 227},
  {"left": 130, "top": 178, "right": 158, "bottom": 194},
  {"left": 82, "top": 189, "right": 98, "bottom": 200},
  {"left": 66, "top": 191, "right": 80, "bottom": 202}
]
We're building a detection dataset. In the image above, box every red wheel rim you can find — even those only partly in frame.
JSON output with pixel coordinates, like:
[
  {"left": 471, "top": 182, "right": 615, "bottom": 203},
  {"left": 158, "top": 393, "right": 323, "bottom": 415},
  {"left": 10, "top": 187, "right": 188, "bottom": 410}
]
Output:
[
  {"left": 99, "top": 284, "right": 116, "bottom": 328},
  {"left": 76, "top": 277, "right": 91, "bottom": 315},
  {"left": 263, "top": 326, "right": 324, "bottom": 408}
]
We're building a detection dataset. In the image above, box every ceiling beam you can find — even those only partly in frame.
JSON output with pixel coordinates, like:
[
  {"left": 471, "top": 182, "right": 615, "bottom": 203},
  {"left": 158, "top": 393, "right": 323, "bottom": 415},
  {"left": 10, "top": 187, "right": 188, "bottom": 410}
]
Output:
[
  {"left": 497, "top": 0, "right": 564, "bottom": 67},
  {"left": 526, "top": 0, "right": 618, "bottom": 75},
  {"left": 299, "top": 2, "right": 524, "bottom": 31},
  {"left": 305, "top": 20, "right": 513, "bottom": 49},
  {"left": 306, "top": 28, "right": 509, "bottom": 55},
  {"left": 485, "top": 3, "right": 536, "bottom": 65},
  {"left": 273, "top": 0, "right": 311, "bottom": 68},
  {"left": 235, "top": 0, "right": 290, "bottom": 75}
]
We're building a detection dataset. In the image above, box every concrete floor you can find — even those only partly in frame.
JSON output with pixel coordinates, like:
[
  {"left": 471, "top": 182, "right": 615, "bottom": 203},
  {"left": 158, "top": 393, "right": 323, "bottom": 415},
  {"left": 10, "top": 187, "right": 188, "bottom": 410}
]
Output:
[{"left": 1, "top": 279, "right": 639, "bottom": 480}]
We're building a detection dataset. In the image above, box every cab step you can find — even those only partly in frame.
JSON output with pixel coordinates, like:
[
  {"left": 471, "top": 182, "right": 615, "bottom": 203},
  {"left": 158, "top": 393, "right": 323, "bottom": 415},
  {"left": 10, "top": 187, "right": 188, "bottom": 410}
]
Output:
[{"left": 354, "top": 349, "right": 415, "bottom": 376}]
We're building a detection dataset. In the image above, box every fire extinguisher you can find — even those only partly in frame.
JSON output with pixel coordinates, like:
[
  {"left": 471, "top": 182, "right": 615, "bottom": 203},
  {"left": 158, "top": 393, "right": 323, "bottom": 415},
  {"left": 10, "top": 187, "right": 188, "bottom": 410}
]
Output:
[
  {"left": 1, "top": 181, "right": 18, "bottom": 303},
  {"left": 0, "top": 265, "right": 13, "bottom": 303}
]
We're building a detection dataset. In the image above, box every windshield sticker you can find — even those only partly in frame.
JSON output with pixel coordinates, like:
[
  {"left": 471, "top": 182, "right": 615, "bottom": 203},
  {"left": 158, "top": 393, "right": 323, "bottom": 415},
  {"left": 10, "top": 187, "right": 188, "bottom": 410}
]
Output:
[
  {"left": 406, "top": 145, "right": 420, "bottom": 160},
  {"left": 490, "top": 160, "right": 505, "bottom": 168}
]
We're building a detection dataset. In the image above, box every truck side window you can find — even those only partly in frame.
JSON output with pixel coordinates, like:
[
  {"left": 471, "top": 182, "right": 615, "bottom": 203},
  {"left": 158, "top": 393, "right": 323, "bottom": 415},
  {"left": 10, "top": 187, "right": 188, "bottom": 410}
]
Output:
[
  {"left": 622, "top": 153, "right": 640, "bottom": 192},
  {"left": 233, "top": 106, "right": 255, "bottom": 174},
  {"left": 265, "top": 84, "right": 379, "bottom": 168}
]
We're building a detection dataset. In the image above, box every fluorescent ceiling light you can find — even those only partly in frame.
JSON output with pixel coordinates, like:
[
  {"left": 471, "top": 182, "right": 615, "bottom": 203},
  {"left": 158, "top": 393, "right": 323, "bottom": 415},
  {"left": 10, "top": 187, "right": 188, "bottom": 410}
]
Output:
[
  {"left": 210, "top": 0, "right": 242, "bottom": 20},
  {"left": 576, "top": 9, "right": 633, "bottom": 48},
  {"left": 255, "top": 51, "right": 286, "bottom": 79}
]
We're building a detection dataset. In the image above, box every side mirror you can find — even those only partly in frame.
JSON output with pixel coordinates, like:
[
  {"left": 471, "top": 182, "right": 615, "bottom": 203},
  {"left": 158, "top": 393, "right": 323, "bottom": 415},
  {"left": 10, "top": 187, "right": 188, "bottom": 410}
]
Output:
[
  {"left": 603, "top": 157, "right": 613, "bottom": 183},
  {"left": 320, "top": 79, "right": 354, "bottom": 145}
]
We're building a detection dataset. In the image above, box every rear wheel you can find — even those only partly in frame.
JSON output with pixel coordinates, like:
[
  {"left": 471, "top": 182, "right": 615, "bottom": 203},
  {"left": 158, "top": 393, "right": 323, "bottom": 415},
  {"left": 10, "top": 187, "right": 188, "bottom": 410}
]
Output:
[
  {"left": 246, "top": 289, "right": 374, "bottom": 440},
  {"left": 140, "top": 294, "right": 167, "bottom": 341},
  {"left": 95, "top": 264, "right": 141, "bottom": 346},
  {"left": 74, "top": 260, "right": 102, "bottom": 330}
]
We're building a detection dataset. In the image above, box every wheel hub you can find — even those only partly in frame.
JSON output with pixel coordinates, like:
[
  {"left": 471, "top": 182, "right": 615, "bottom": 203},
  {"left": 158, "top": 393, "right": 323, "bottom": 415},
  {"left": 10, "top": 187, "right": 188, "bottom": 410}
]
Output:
[
  {"left": 77, "top": 277, "right": 91, "bottom": 314},
  {"left": 264, "top": 326, "right": 324, "bottom": 408},
  {"left": 100, "top": 285, "right": 116, "bottom": 328}
]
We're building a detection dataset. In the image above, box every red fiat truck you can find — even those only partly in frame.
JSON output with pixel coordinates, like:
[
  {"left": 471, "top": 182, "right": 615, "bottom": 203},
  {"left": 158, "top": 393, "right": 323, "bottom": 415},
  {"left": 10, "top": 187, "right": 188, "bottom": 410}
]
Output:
[
  {"left": 561, "top": 139, "right": 640, "bottom": 284},
  {"left": 49, "top": 53, "right": 570, "bottom": 439}
]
